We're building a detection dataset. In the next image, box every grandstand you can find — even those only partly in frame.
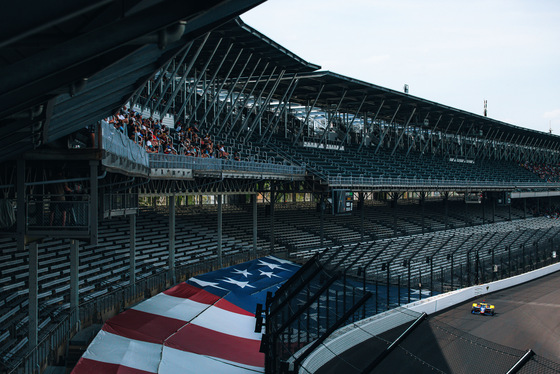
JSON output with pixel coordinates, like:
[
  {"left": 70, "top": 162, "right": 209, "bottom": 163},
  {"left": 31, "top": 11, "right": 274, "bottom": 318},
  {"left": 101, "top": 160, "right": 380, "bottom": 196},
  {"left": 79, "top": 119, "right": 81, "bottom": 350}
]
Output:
[{"left": 2, "top": 2, "right": 560, "bottom": 373}]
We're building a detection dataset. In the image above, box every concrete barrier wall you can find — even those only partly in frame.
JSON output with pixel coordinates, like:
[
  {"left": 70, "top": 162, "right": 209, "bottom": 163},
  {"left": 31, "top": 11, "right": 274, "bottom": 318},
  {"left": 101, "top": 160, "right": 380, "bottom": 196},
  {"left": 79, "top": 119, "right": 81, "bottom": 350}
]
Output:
[{"left": 301, "top": 262, "right": 560, "bottom": 372}]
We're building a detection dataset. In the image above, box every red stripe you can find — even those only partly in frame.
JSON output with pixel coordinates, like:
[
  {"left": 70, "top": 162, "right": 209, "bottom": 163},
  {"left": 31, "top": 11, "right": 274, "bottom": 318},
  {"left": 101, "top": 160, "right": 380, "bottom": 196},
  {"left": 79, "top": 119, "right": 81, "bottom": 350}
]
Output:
[
  {"left": 72, "top": 357, "right": 155, "bottom": 374},
  {"left": 103, "top": 309, "right": 185, "bottom": 344},
  {"left": 214, "top": 298, "right": 254, "bottom": 316},
  {"left": 164, "top": 283, "right": 221, "bottom": 304},
  {"left": 165, "top": 323, "right": 264, "bottom": 367}
]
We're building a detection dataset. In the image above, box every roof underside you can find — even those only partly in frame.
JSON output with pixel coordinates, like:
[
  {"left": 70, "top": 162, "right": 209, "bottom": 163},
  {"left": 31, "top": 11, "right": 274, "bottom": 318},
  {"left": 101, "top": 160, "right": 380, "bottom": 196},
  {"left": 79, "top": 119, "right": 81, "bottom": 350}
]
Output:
[{"left": 0, "top": 0, "right": 272, "bottom": 161}]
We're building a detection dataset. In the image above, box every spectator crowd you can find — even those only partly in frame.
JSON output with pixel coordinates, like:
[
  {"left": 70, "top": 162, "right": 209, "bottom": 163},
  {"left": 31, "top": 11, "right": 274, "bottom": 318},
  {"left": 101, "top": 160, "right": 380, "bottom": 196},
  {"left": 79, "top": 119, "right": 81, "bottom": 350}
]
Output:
[
  {"left": 520, "top": 162, "right": 560, "bottom": 183},
  {"left": 105, "top": 107, "right": 240, "bottom": 160}
]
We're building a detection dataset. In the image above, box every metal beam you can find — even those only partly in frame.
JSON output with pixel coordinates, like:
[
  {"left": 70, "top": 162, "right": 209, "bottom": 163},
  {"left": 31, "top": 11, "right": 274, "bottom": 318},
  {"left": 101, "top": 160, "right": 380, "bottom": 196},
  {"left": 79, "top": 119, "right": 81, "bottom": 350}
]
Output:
[
  {"left": 293, "top": 85, "right": 325, "bottom": 146},
  {"left": 184, "top": 42, "right": 234, "bottom": 129},
  {"left": 359, "top": 100, "right": 384, "bottom": 151},
  {"left": 375, "top": 104, "right": 401, "bottom": 154},
  {"left": 174, "top": 37, "right": 223, "bottom": 120},
  {"left": 244, "top": 70, "right": 286, "bottom": 142},
  {"left": 338, "top": 95, "right": 367, "bottom": 149},
  {"left": 391, "top": 107, "right": 416, "bottom": 156},
  {"left": 199, "top": 48, "right": 245, "bottom": 131}
]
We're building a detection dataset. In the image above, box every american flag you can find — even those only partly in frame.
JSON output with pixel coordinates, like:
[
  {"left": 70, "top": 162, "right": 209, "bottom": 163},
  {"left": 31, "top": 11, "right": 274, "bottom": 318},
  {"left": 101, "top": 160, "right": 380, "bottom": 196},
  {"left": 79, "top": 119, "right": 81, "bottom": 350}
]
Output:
[{"left": 72, "top": 256, "right": 299, "bottom": 373}]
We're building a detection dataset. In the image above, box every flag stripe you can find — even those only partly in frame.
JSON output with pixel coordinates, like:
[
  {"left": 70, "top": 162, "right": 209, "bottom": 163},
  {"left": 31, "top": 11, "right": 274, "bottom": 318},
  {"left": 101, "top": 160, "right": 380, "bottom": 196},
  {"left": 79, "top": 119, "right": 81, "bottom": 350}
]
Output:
[
  {"left": 132, "top": 292, "right": 212, "bottom": 322},
  {"left": 72, "top": 358, "right": 155, "bottom": 374},
  {"left": 189, "top": 304, "right": 262, "bottom": 340},
  {"left": 79, "top": 330, "right": 161, "bottom": 373},
  {"left": 160, "top": 346, "right": 264, "bottom": 374},
  {"left": 165, "top": 324, "right": 264, "bottom": 367},
  {"left": 103, "top": 309, "right": 185, "bottom": 344}
]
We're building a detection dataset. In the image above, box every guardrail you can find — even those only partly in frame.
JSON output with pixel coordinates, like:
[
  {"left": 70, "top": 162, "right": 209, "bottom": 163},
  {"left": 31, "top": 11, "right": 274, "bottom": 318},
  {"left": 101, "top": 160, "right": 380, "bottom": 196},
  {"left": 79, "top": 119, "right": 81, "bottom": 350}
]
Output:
[
  {"left": 327, "top": 175, "right": 560, "bottom": 189},
  {"left": 149, "top": 153, "right": 306, "bottom": 175}
]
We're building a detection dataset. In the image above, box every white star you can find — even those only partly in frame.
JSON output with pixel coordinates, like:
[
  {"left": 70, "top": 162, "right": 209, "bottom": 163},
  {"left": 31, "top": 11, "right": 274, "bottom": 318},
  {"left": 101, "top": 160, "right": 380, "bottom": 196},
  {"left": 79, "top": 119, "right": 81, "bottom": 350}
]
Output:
[
  {"left": 258, "top": 260, "right": 288, "bottom": 271},
  {"left": 232, "top": 268, "right": 252, "bottom": 277},
  {"left": 259, "top": 269, "right": 281, "bottom": 279},
  {"left": 266, "top": 256, "right": 295, "bottom": 265},
  {"left": 221, "top": 277, "right": 256, "bottom": 289},
  {"left": 189, "top": 277, "right": 228, "bottom": 290}
]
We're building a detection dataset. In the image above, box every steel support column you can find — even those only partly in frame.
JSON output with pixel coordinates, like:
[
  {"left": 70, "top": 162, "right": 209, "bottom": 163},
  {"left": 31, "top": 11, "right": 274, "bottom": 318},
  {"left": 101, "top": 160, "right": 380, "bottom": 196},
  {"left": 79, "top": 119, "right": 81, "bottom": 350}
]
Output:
[
  {"left": 129, "top": 214, "right": 136, "bottom": 286},
  {"left": 252, "top": 194, "right": 257, "bottom": 257},
  {"left": 168, "top": 194, "right": 176, "bottom": 284},
  {"left": 217, "top": 194, "right": 223, "bottom": 268},
  {"left": 28, "top": 241, "right": 38, "bottom": 349},
  {"left": 89, "top": 160, "right": 98, "bottom": 245},
  {"left": 70, "top": 239, "right": 80, "bottom": 318}
]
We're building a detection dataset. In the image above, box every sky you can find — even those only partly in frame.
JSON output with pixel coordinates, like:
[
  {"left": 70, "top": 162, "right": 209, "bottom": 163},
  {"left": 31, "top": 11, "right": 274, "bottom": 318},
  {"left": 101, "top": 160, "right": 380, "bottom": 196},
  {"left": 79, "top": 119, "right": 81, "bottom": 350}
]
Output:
[{"left": 242, "top": 0, "right": 560, "bottom": 135}]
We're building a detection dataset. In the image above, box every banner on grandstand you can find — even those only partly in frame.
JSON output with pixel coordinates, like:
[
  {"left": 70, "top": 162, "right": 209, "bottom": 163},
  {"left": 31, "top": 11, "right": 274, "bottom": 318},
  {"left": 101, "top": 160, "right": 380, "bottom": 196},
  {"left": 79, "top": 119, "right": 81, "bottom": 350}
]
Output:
[{"left": 72, "top": 256, "right": 300, "bottom": 374}]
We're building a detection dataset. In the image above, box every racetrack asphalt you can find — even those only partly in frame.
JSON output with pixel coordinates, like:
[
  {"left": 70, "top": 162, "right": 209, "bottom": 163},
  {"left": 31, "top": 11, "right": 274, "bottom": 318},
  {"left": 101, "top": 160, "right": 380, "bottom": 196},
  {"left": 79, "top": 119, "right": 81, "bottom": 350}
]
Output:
[
  {"left": 432, "top": 269, "right": 560, "bottom": 361},
  {"left": 315, "top": 269, "right": 560, "bottom": 373}
]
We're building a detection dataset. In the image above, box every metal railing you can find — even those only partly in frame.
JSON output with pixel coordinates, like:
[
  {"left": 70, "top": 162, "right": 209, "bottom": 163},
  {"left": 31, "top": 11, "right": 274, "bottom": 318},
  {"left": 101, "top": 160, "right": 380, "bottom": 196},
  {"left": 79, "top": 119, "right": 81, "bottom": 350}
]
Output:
[
  {"left": 27, "top": 194, "right": 90, "bottom": 230},
  {"left": 149, "top": 153, "right": 306, "bottom": 175},
  {"left": 327, "top": 175, "right": 560, "bottom": 189}
]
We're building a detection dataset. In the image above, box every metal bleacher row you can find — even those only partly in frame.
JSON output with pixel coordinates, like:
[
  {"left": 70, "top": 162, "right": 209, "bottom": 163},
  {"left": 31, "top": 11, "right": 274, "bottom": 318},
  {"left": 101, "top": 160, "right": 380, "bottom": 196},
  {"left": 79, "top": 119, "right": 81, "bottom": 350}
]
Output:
[
  {"left": 291, "top": 216, "right": 560, "bottom": 294},
  {"left": 264, "top": 135, "right": 543, "bottom": 184},
  {"left": 0, "top": 205, "right": 276, "bottom": 365}
]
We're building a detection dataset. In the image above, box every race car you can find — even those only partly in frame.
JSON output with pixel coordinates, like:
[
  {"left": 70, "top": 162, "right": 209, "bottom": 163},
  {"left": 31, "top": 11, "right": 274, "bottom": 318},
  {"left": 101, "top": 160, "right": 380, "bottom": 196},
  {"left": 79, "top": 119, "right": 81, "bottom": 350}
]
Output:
[{"left": 471, "top": 301, "right": 495, "bottom": 316}]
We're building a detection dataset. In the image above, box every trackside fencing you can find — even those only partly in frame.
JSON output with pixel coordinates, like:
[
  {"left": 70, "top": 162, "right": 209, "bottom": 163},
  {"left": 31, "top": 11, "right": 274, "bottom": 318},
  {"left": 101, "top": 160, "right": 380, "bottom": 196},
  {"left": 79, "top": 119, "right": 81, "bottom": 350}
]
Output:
[{"left": 299, "top": 261, "right": 560, "bottom": 374}]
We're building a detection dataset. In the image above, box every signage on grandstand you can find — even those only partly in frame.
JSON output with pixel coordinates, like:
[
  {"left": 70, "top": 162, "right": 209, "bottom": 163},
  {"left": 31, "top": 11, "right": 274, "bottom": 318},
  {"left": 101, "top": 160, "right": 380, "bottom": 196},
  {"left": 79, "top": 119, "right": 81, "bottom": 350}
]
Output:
[
  {"left": 332, "top": 189, "right": 353, "bottom": 215},
  {"left": 465, "top": 192, "right": 482, "bottom": 204},
  {"left": 449, "top": 157, "right": 475, "bottom": 164},
  {"left": 303, "top": 141, "right": 344, "bottom": 151}
]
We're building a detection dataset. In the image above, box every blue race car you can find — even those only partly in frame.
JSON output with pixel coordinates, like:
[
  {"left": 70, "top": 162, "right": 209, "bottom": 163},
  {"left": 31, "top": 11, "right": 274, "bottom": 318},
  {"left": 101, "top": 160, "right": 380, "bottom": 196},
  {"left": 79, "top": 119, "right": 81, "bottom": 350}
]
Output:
[{"left": 471, "top": 301, "right": 495, "bottom": 316}]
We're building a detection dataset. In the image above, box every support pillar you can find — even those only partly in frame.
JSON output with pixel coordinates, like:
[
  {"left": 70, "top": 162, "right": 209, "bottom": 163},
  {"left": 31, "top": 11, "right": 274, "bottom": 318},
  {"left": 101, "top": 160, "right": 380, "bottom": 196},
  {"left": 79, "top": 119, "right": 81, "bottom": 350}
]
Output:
[
  {"left": 252, "top": 194, "right": 257, "bottom": 257},
  {"left": 16, "top": 159, "right": 25, "bottom": 253},
  {"left": 420, "top": 192, "right": 425, "bottom": 234},
  {"left": 70, "top": 240, "right": 80, "bottom": 320},
  {"left": 217, "top": 194, "right": 223, "bottom": 268},
  {"left": 320, "top": 194, "right": 325, "bottom": 246},
  {"left": 28, "top": 241, "right": 38, "bottom": 349},
  {"left": 392, "top": 193, "right": 398, "bottom": 236},
  {"left": 270, "top": 184, "right": 275, "bottom": 254},
  {"left": 129, "top": 214, "right": 136, "bottom": 286},
  {"left": 444, "top": 193, "right": 449, "bottom": 230},
  {"left": 359, "top": 192, "right": 365, "bottom": 241},
  {"left": 168, "top": 195, "right": 176, "bottom": 284},
  {"left": 89, "top": 161, "right": 99, "bottom": 245}
]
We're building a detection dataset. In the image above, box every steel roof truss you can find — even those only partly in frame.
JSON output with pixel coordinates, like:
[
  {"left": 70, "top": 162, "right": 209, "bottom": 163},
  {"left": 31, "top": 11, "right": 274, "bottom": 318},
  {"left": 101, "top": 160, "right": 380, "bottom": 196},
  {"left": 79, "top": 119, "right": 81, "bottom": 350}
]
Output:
[
  {"left": 244, "top": 70, "right": 286, "bottom": 142},
  {"left": 161, "top": 33, "right": 211, "bottom": 119},
  {"left": 391, "top": 107, "right": 416, "bottom": 156},
  {"left": 199, "top": 48, "right": 245, "bottom": 131},
  {"left": 228, "top": 62, "right": 276, "bottom": 139},
  {"left": 174, "top": 37, "right": 222, "bottom": 120},
  {"left": 151, "top": 44, "right": 193, "bottom": 114},
  {"left": 214, "top": 55, "right": 258, "bottom": 133},
  {"left": 261, "top": 75, "right": 299, "bottom": 144},
  {"left": 293, "top": 84, "right": 324, "bottom": 146},
  {"left": 338, "top": 95, "right": 367, "bottom": 150},
  {"left": 375, "top": 104, "right": 401, "bottom": 154},
  {"left": 184, "top": 42, "right": 234, "bottom": 129}
]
